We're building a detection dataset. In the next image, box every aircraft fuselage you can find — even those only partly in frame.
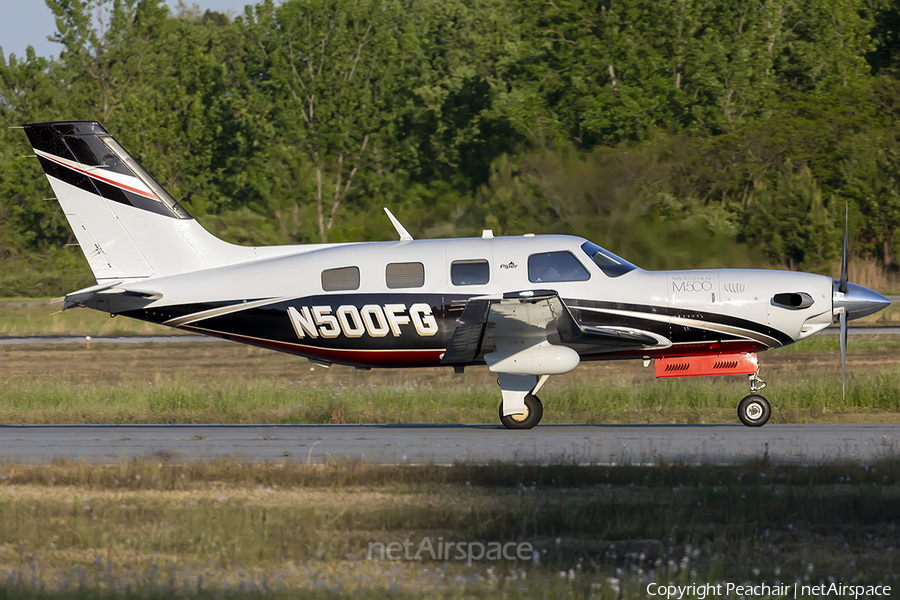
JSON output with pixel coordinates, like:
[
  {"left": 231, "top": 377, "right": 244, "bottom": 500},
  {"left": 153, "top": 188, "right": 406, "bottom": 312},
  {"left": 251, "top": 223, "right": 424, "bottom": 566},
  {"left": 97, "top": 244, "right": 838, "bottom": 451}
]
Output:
[{"left": 107, "top": 234, "right": 837, "bottom": 369}]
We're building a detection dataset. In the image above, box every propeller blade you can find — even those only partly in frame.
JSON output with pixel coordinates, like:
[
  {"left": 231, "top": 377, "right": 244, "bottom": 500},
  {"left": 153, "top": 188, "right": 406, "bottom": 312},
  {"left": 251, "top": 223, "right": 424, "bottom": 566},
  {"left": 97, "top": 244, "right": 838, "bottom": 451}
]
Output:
[
  {"left": 840, "top": 309, "right": 848, "bottom": 399},
  {"left": 839, "top": 205, "right": 849, "bottom": 294}
]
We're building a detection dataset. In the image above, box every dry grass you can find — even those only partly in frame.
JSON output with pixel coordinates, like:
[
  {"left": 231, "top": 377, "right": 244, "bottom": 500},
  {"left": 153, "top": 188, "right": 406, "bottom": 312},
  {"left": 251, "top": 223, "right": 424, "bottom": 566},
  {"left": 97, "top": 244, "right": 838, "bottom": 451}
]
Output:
[{"left": 0, "top": 458, "right": 897, "bottom": 597}]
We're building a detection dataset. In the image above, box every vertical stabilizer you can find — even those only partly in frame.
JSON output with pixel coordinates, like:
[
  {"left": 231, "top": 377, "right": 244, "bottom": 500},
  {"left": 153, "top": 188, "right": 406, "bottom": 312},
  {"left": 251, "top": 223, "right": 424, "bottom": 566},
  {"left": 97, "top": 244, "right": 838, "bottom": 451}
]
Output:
[{"left": 23, "top": 121, "right": 262, "bottom": 282}]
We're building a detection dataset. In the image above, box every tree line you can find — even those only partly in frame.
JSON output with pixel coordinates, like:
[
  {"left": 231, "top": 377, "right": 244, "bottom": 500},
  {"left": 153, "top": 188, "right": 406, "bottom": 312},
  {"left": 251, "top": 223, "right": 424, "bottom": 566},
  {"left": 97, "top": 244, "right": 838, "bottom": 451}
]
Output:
[{"left": 2, "top": 0, "right": 900, "bottom": 294}]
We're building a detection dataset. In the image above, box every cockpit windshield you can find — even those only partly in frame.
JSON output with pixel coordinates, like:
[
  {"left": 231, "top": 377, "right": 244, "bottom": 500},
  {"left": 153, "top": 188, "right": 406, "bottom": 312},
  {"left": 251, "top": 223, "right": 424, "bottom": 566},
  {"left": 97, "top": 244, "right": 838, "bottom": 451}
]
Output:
[{"left": 580, "top": 241, "right": 638, "bottom": 278}]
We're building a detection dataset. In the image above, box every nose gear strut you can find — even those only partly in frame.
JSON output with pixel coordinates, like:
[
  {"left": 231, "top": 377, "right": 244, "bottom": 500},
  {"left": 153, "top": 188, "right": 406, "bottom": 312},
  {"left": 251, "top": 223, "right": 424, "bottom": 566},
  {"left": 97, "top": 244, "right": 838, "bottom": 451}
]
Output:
[{"left": 748, "top": 371, "right": 767, "bottom": 394}]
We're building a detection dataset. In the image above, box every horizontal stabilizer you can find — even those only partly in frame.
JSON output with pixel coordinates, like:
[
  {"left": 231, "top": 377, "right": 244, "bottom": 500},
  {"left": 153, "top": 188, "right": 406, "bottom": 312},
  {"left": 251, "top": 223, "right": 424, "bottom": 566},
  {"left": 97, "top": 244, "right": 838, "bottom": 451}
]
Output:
[{"left": 64, "top": 281, "right": 161, "bottom": 312}]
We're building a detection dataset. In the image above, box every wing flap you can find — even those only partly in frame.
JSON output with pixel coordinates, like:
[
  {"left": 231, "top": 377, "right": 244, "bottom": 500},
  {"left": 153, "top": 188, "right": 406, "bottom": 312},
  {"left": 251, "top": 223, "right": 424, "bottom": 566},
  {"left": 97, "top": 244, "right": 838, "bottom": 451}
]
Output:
[{"left": 441, "top": 299, "right": 493, "bottom": 364}]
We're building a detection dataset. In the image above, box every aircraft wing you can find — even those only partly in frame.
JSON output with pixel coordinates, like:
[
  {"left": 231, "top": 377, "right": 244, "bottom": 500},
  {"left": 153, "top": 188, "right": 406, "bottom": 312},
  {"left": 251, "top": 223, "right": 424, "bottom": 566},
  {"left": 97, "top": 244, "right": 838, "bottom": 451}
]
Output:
[{"left": 441, "top": 290, "right": 666, "bottom": 367}]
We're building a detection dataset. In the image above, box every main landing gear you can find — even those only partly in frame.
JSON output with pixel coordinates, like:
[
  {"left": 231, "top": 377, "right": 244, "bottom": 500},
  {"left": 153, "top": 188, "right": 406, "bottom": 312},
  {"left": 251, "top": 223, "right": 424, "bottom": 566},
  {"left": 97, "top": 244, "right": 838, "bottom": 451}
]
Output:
[
  {"left": 738, "top": 372, "right": 771, "bottom": 427},
  {"left": 499, "top": 393, "right": 544, "bottom": 430},
  {"left": 497, "top": 373, "right": 546, "bottom": 430}
]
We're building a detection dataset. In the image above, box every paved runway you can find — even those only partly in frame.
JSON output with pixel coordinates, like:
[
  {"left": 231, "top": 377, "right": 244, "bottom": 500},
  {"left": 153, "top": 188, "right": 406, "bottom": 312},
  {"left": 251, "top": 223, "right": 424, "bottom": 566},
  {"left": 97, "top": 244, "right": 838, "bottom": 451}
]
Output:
[{"left": 0, "top": 424, "right": 897, "bottom": 465}]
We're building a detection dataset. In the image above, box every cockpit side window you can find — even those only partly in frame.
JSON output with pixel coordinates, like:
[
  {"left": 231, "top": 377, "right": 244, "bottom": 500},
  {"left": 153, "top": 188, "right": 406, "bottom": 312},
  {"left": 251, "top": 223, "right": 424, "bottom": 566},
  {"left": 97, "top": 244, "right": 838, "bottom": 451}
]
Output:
[
  {"left": 528, "top": 251, "right": 591, "bottom": 283},
  {"left": 580, "top": 241, "right": 637, "bottom": 277}
]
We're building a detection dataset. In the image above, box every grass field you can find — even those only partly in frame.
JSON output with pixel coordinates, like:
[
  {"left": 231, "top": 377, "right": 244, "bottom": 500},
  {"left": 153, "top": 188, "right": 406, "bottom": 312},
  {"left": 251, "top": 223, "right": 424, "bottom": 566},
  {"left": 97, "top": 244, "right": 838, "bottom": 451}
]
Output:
[
  {"left": 0, "top": 458, "right": 896, "bottom": 598},
  {"left": 0, "top": 334, "right": 899, "bottom": 425}
]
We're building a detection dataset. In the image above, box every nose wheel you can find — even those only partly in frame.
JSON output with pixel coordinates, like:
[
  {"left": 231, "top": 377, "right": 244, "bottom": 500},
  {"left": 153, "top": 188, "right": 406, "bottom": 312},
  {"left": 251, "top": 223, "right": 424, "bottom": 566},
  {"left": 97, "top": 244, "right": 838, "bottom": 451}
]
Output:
[
  {"left": 738, "top": 372, "right": 770, "bottom": 427},
  {"left": 738, "top": 394, "right": 771, "bottom": 427}
]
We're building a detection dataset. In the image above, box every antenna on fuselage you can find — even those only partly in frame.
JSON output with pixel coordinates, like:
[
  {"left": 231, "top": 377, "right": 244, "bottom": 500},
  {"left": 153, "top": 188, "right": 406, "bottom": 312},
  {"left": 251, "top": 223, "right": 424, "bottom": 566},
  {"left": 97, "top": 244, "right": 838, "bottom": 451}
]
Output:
[{"left": 384, "top": 207, "right": 413, "bottom": 241}]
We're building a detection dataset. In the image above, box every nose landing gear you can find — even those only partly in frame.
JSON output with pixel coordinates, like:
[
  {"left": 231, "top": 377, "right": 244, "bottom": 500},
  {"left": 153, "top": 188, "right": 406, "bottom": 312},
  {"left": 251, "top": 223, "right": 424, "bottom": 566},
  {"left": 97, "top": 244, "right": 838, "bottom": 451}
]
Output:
[{"left": 738, "top": 372, "right": 770, "bottom": 427}]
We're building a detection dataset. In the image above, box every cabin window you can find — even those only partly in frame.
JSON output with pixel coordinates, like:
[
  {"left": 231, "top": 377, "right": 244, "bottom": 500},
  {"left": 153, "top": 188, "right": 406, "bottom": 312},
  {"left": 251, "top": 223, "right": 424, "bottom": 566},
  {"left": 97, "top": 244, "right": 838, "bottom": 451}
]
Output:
[
  {"left": 528, "top": 251, "right": 590, "bottom": 283},
  {"left": 321, "top": 266, "right": 360, "bottom": 291},
  {"left": 580, "top": 241, "right": 637, "bottom": 277},
  {"left": 451, "top": 259, "right": 490, "bottom": 286},
  {"left": 386, "top": 262, "right": 425, "bottom": 289}
]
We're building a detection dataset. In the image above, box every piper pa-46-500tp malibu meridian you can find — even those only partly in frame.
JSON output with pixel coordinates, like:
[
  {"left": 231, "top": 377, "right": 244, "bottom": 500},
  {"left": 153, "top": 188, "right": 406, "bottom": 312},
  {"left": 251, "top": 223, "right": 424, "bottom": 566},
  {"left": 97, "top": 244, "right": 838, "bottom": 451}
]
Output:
[{"left": 20, "top": 121, "right": 891, "bottom": 428}]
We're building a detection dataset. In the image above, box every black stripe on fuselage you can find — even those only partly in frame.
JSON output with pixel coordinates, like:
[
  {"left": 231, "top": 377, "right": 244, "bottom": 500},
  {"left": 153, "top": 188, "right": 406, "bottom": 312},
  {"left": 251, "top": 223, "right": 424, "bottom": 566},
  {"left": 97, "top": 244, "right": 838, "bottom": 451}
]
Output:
[
  {"left": 566, "top": 302, "right": 745, "bottom": 345},
  {"left": 122, "top": 294, "right": 470, "bottom": 351},
  {"left": 120, "top": 294, "right": 786, "bottom": 360},
  {"left": 564, "top": 298, "right": 793, "bottom": 346},
  {"left": 194, "top": 294, "right": 459, "bottom": 351}
]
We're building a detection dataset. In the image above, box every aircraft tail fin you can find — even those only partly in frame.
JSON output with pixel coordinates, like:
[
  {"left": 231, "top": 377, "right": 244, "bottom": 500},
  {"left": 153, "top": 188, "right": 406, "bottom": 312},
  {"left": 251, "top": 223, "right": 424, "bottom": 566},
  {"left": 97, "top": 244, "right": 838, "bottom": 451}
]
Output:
[{"left": 23, "top": 121, "right": 255, "bottom": 283}]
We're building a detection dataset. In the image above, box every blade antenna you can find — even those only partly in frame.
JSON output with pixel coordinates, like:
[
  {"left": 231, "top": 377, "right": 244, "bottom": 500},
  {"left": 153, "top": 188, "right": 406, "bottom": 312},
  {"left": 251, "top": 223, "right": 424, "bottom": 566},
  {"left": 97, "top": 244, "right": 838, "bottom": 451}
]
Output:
[{"left": 383, "top": 207, "right": 413, "bottom": 241}]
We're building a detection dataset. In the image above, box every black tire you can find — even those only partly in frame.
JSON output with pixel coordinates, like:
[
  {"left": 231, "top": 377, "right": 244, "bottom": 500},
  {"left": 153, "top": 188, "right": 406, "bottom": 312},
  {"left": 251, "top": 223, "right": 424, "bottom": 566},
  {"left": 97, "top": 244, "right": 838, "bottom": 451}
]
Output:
[
  {"left": 499, "top": 394, "right": 543, "bottom": 430},
  {"left": 738, "top": 394, "right": 771, "bottom": 427}
]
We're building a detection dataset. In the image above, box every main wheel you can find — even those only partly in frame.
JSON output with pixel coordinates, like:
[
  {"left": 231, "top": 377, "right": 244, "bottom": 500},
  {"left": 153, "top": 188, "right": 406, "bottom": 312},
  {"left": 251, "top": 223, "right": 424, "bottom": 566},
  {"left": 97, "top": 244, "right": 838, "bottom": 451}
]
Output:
[
  {"left": 738, "top": 394, "right": 771, "bottom": 427},
  {"left": 499, "top": 394, "right": 544, "bottom": 430}
]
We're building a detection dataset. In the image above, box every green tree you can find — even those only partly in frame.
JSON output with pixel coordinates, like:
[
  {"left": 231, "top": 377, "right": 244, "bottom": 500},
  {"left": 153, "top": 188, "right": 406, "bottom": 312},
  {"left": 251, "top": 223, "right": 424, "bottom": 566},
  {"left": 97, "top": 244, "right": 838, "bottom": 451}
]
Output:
[{"left": 230, "top": 0, "right": 418, "bottom": 243}]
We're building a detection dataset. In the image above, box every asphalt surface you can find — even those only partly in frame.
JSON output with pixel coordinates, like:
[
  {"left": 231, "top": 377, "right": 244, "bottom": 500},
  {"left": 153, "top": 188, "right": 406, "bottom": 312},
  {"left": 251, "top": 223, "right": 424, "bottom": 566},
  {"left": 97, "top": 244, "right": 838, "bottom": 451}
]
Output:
[{"left": 0, "top": 424, "right": 896, "bottom": 465}]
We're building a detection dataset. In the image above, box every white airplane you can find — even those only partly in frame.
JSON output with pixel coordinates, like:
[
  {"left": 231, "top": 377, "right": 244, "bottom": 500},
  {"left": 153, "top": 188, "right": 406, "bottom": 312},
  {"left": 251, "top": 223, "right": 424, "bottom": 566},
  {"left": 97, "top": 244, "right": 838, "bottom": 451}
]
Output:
[{"left": 21, "top": 121, "right": 891, "bottom": 428}]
